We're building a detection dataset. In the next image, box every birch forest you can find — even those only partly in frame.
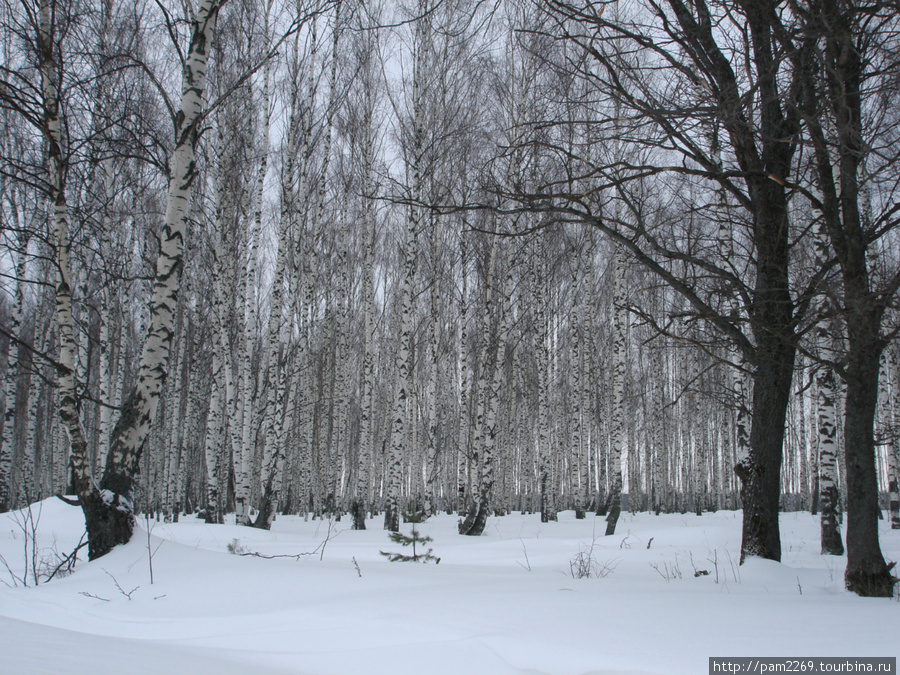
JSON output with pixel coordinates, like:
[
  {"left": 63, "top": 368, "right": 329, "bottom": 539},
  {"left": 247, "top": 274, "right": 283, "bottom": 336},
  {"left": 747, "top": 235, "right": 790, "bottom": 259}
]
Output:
[{"left": 1, "top": 0, "right": 899, "bottom": 596}]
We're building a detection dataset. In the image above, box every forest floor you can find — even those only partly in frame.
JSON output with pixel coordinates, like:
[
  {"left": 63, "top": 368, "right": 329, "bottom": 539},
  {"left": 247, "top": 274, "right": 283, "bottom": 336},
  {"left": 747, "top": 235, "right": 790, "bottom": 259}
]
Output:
[{"left": 0, "top": 498, "right": 897, "bottom": 674}]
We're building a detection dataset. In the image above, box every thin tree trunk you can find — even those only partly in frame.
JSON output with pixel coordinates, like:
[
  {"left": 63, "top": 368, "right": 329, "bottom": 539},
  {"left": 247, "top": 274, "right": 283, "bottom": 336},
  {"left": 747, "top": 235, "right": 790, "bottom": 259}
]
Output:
[
  {"left": 256, "top": 22, "right": 314, "bottom": 528},
  {"left": 889, "top": 345, "right": 900, "bottom": 529},
  {"left": 354, "top": 119, "right": 377, "bottom": 529},
  {"left": 235, "top": 57, "right": 269, "bottom": 524},
  {"left": 385, "top": 5, "right": 427, "bottom": 531},
  {"left": 606, "top": 244, "right": 626, "bottom": 536},
  {"left": 0, "top": 227, "right": 27, "bottom": 512},
  {"left": 536, "top": 245, "right": 555, "bottom": 523},
  {"left": 459, "top": 235, "right": 508, "bottom": 536},
  {"left": 37, "top": 0, "right": 92, "bottom": 520},
  {"left": 811, "top": 219, "right": 844, "bottom": 554}
]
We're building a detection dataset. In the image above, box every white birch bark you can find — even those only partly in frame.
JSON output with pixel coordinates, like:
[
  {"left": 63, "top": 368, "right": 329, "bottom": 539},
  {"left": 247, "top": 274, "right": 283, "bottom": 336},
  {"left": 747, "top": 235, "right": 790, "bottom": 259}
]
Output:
[
  {"left": 35, "top": 0, "right": 93, "bottom": 514},
  {"left": 385, "top": 4, "right": 428, "bottom": 531},
  {"left": 459, "top": 234, "right": 510, "bottom": 536},
  {"left": 202, "top": 341, "right": 225, "bottom": 523},
  {"left": 256, "top": 25, "right": 311, "bottom": 528},
  {"left": 354, "top": 87, "right": 377, "bottom": 528},
  {"left": 308, "top": 8, "right": 342, "bottom": 518},
  {"left": 21, "top": 290, "right": 49, "bottom": 505},
  {"left": 91, "top": 0, "right": 117, "bottom": 478},
  {"left": 570, "top": 265, "right": 584, "bottom": 517},
  {"left": 650, "top": 330, "right": 666, "bottom": 513},
  {"left": 334, "top": 216, "right": 352, "bottom": 515},
  {"left": 234, "top": 37, "right": 271, "bottom": 525},
  {"left": 535, "top": 244, "right": 556, "bottom": 523},
  {"left": 163, "top": 316, "right": 186, "bottom": 521},
  {"left": 582, "top": 236, "right": 601, "bottom": 512},
  {"left": 205, "top": 101, "right": 245, "bottom": 524},
  {"left": 606, "top": 243, "right": 626, "bottom": 536},
  {"left": 457, "top": 233, "right": 471, "bottom": 512},
  {"left": 706, "top": 117, "right": 751, "bottom": 510},
  {"left": 887, "top": 343, "right": 900, "bottom": 529},
  {"left": 385, "top": 202, "right": 418, "bottom": 532},
  {"left": 0, "top": 225, "right": 27, "bottom": 511},
  {"left": 96, "top": 163, "right": 117, "bottom": 474},
  {"left": 424, "top": 222, "right": 440, "bottom": 517},
  {"left": 234, "top": 228, "right": 259, "bottom": 526},
  {"left": 813, "top": 220, "right": 844, "bottom": 555}
]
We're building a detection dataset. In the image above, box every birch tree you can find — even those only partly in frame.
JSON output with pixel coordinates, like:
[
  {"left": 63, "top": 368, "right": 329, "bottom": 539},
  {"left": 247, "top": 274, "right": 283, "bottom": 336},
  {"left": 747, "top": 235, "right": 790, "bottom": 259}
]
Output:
[
  {"left": 458, "top": 233, "right": 511, "bottom": 535},
  {"left": 0, "top": 196, "right": 29, "bottom": 512},
  {"left": 605, "top": 243, "right": 626, "bottom": 535},
  {"left": 255, "top": 8, "right": 327, "bottom": 528},
  {"left": 813, "top": 221, "right": 843, "bottom": 555},
  {"left": 346, "top": 0, "right": 384, "bottom": 529},
  {"left": 383, "top": 0, "right": 433, "bottom": 532}
]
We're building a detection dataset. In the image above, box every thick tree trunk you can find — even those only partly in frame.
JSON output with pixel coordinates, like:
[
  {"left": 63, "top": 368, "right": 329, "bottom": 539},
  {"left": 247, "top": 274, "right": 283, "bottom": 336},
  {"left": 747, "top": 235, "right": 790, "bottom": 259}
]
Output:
[
  {"left": 96, "top": 160, "right": 117, "bottom": 476},
  {"left": 734, "top": 341, "right": 792, "bottom": 562},
  {"left": 350, "top": 13, "right": 378, "bottom": 528},
  {"left": 844, "top": 350, "right": 895, "bottom": 596}
]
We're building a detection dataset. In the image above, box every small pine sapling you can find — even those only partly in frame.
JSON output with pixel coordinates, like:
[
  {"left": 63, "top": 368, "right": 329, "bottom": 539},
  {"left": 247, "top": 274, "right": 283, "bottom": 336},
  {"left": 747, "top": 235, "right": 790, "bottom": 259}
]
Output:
[{"left": 380, "top": 516, "right": 440, "bottom": 564}]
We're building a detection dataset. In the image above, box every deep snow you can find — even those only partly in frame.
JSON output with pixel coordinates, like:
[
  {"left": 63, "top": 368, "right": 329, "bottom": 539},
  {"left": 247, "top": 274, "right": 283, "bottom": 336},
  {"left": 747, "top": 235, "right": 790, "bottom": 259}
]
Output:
[{"left": 0, "top": 499, "right": 897, "bottom": 674}]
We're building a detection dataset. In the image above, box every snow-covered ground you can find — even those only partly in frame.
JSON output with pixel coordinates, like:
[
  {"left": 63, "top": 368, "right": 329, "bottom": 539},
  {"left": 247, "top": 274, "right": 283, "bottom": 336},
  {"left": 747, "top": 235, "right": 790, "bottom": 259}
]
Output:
[{"left": 0, "top": 499, "right": 896, "bottom": 674}]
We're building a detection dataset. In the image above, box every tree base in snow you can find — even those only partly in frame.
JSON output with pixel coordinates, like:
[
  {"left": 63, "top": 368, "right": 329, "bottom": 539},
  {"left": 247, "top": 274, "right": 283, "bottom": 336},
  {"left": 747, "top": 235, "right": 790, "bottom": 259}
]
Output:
[
  {"left": 845, "top": 563, "right": 897, "bottom": 598},
  {"left": 350, "top": 500, "right": 366, "bottom": 530},
  {"left": 383, "top": 503, "right": 400, "bottom": 532},
  {"left": 252, "top": 492, "right": 276, "bottom": 530},
  {"left": 458, "top": 501, "right": 487, "bottom": 536},
  {"left": 83, "top": 490, "right": 134, "bottom": 560}
]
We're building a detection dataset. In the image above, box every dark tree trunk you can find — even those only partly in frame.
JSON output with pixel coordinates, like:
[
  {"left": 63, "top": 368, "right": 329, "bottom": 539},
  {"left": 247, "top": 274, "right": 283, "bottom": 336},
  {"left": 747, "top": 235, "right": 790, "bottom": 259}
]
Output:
[
  {"left": 843, "top": 340, "right": 896, "bottom": 596},
  {"left": 819, "top": 482, "right": 844, "bottom": 555},
  {"left": 734, "top": 347, "right": 792, "bottom": 563},
  {"left": 458, "top": 499, "right": 488, "bottom": 536},
  {"left": 889, "top": 464, "right": 899, "bottom": 530},
  {"left": 810, "top": 473, "right": 820, "bottom": 516},
  {"left": 253, "top": 481, "right": 277, "bottom": 530},
  {"left": 383, "top": 502, "right": 400, "bottom": 532},
  {"left": 80, "top": 392, "right": 150, "bottom": 559},
  {"left": 733, "top": 175, "right": 796, "bottom": 563},
  {"left": 351, "top": 499, "right": 367, "bottom": 530},
  {"left": 604, "top": 493, "right": 622, "bottom": 537},
  {"left": 83, "top": 489, "right": 134, "bottom": 560}
]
